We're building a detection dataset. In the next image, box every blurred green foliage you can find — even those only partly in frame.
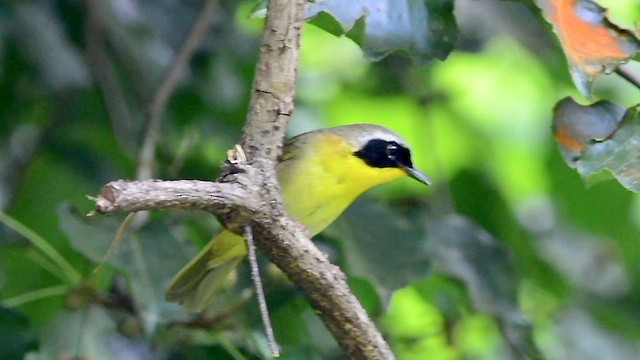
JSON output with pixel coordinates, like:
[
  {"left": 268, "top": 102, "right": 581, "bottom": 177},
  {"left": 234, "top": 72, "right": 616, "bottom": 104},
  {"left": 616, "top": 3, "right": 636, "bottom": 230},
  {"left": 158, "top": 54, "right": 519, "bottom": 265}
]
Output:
[{"left": 1, "top": 0, "right": 640, "bottom": 359}]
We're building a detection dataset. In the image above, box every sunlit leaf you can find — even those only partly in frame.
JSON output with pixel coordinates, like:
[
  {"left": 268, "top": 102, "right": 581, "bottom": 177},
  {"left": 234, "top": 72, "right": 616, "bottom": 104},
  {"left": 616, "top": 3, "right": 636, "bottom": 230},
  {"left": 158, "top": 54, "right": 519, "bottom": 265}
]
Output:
[
  {"left": 554, "top": 99, "right": 640, "bottom": 192},
  {"left": 348, "top": 276, "right": 382, "bottom": 316},
  {"left": 382, "top": 286, "right": 456, "bottom": 360},
  {"left": 536, "top": 0, "right": 640, "bottom": 96},
  {"left": 58, "top": 205, "right": 193, "bottom": 331},
  {"left": 272, "top": 298, "right": 312, "bottom": 348},
  {"left": 306, "top": 0, "right": 457, "bottom": 64},
  {"left": 426, "top": 214, "right": 542, "bottom": 359},
  {"left": 270, "top": 296, "right": 340, "bottom": 358}
]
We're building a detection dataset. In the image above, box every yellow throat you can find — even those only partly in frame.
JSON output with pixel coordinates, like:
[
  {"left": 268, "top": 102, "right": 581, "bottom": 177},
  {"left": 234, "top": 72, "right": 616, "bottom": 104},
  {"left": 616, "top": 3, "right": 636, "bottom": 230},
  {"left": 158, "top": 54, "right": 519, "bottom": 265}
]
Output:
[{"left": 166, "top": 124, "right": 431, "bottom": 312}]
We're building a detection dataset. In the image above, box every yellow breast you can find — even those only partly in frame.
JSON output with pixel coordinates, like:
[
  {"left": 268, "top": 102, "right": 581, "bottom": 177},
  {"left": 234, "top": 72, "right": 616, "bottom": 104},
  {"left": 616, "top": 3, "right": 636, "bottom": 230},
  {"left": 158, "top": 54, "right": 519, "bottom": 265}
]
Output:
[{"left": 277, "top": 133, "right": 406, "bottom": 235}]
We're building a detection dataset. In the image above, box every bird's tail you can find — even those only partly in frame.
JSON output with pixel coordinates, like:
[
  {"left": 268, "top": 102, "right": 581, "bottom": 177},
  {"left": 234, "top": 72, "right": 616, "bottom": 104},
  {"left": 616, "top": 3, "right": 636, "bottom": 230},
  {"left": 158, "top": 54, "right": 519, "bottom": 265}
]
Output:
[{"left": 165, "top": 230, "right": 247, "bottom": 313}]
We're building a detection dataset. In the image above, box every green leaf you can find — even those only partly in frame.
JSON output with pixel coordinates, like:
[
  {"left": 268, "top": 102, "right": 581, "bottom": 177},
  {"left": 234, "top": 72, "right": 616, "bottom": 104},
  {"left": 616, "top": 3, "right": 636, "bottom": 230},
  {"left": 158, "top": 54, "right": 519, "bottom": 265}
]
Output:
[
  {"left": 38, "top": 306, "right": 154, "bottom": 360},
  {"left": 348, "top": 276, "right": 382, "bottom": 316},
  {"left": 450, "top": 169, "right": 568, "bottom": 297},
  {"left": 426, "top": 214, "right": 542, "bottom": 359},
  {"left": 327, "top": 198, "right": 429, "bottom": 299},
  {"left": 0, "top": 211, "right": 81, "bottom": 286},
  {"left": 270, "top": 296, "right": 340, "bottom": 358},
  {"left": 307, "top": 11, "right": 345, "bottom": 38},
  {"left": 58, "top": 205, "right": 195, "bottom": 331},
  {"left": 272, "top": 298, "right": 312, "bottom": 347},
  {"left": 558, "top": 102, "right": 640, "bottom": 192},
  {"left": 0, "top": 307, "right": 37, "bottom": 360},
  {"left": 577, "top": 105, "right": 640, "bottom": 190},
  {"left": 307, "top": 0, "right": 457, "bottom": 64},
  {"left": 382, "top": 285, "right": 457, "bottom": 360}
]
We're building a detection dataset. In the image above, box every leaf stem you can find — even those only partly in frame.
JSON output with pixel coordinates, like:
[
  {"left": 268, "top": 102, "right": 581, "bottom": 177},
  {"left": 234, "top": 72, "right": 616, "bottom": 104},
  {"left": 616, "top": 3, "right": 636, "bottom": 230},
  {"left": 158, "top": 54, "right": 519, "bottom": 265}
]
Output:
[
  {"left": 2, "top": 285, "right": 70, "bottom": 307},
  {"left": 0, "top": 211, "right": 82, "bottom": 285},
  {"left": 217, "top": 335, "right": 250, "bottom": 360},
  {"left": 94, "top": 212, "right": 136, "bottom": 274},
  {"left": 26, "top": 251, "right": 72, "bottom": 283}
]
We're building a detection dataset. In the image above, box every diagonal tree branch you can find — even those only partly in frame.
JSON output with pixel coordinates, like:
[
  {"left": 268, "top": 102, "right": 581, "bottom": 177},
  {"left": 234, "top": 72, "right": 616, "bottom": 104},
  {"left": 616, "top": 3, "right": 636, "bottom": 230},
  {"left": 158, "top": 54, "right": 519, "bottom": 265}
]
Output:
[
  {"left": 92, "top": 0, "right": 396, "bottom": 358},
  {"left": 235, "top": 1, "right": 396, "bottom": 358}
]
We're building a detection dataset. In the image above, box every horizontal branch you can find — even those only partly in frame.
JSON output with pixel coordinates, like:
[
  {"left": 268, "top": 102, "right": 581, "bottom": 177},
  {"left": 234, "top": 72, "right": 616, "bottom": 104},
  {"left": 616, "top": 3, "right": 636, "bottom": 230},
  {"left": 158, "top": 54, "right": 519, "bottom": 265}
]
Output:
[
  {"left": 92, "top": 179, "right": 258, "bottom": 215},
  {"left": 91, "top": 174, "right": 395, "bottom": 359}
]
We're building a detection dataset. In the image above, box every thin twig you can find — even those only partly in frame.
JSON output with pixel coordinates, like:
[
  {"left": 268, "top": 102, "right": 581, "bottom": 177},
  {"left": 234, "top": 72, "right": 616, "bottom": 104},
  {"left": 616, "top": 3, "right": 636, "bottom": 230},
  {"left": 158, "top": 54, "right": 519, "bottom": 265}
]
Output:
[
  {"left": 616, "top": 65, "right": 640, "bottom": 91},
  {"left": 0, "top": 211, "right": 82, "bottom": 285},
  {"left": 138, "top": 0, "right": 218, "bottom": 181},
  {"left": 85, "top": 0, "right": 136, "bottom": 151},
  {"left": 245, "top": 224, "right": 280, "bottom": 357},
  {"left": 2, "top": 285, "right": 70, "bottom": 308},
  {"left": 93, "top": 212, "right": 137, "bottom": 274},
  {"left": 176, "top": 289, "right": 254, "bottom": 330}
]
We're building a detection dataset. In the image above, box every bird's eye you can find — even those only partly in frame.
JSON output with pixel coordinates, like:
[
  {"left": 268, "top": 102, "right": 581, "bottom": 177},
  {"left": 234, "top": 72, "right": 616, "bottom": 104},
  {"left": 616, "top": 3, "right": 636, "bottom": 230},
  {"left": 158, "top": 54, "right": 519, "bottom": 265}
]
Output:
[{"left": 386, "top": 143, "right": 399, "bottom": 159}]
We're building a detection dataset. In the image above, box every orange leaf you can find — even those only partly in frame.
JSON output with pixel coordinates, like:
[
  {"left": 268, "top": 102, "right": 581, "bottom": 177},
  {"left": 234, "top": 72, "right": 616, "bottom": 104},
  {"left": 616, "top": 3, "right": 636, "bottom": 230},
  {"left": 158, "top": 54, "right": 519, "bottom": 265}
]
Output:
[{"left": 537, "top": 0, "right": 640, "bottom": 96}]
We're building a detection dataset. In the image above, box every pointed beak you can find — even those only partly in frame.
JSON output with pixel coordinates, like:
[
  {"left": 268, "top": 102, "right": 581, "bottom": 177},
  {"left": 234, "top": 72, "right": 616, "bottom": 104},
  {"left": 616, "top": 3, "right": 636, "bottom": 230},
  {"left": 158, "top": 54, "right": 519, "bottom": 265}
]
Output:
[{"left": 401, "top": 165, "right": 432, "bottom": 186}]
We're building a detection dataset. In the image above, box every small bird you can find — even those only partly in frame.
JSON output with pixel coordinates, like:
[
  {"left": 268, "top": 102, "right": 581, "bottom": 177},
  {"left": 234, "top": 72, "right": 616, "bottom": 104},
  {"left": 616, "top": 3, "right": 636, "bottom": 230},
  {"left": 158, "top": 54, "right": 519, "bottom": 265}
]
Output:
[{"left": 166, "top": 124, "right": 431, "bottom": 312}]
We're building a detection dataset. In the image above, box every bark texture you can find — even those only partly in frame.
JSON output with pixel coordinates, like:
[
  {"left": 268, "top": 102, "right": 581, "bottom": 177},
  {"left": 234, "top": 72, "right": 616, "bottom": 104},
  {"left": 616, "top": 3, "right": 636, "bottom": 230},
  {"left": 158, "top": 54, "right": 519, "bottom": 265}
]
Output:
[{"left": 93, "top": 0, "right": 395, "bottom": 358}]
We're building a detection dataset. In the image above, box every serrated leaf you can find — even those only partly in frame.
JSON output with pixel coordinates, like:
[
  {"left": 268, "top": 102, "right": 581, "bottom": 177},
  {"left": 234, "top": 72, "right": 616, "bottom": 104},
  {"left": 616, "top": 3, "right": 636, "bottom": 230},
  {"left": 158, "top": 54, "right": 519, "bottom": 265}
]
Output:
[
  {"left": 536, "top": 0, "right": 640, "bottom": 97},
  {"left": 306, "top": 0, "right": 457, "bottom": 64},
  {"left": 58, "top": 205, "right": 194, "bottom": 331}
]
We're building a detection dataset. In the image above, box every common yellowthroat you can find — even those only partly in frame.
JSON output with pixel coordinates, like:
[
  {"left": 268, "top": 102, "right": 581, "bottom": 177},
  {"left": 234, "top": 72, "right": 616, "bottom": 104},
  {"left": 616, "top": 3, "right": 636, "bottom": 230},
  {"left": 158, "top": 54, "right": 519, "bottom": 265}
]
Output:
[{"left": 166, "top": 124, "right": 431, "bottom": 312}]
